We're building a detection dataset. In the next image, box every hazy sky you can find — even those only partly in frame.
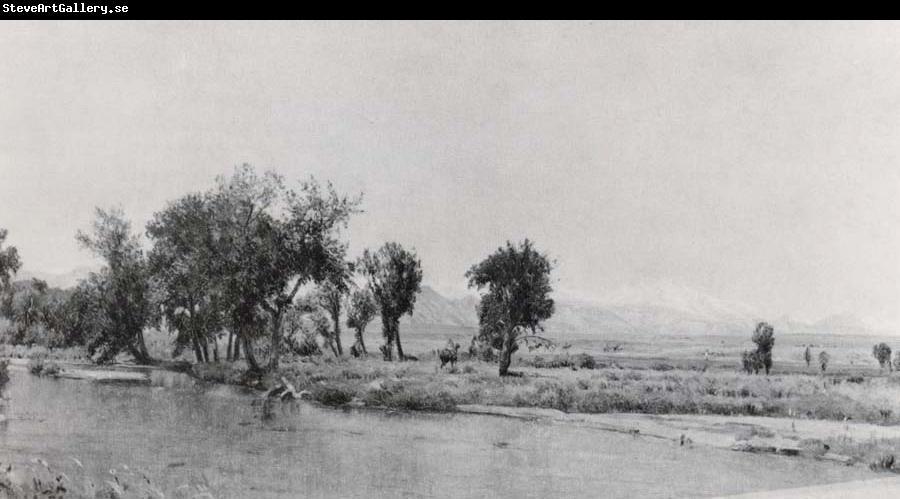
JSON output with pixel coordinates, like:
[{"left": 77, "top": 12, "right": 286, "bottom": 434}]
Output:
[{"left": 2, "top": 21, "right": 899, "bottom": 325}]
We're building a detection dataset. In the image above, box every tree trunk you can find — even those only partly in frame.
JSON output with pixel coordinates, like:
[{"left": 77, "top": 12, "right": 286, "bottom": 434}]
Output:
[
  {"left": 233, "top": 334, "right": 241, "bottom": 361},
  {"left": 498, "top": 328, "right": 516, "bottom": 376},
  {"left": 394, "top": 318, "right": 405, "bottom": 361},
  {"left": 380, "top": 315, "right": 393, "bottom": 361},
  {"left": 201, "top": 336, "right": 209, "bottom": 364},
  {"left": 356, "top": 328, "right": 367, "bottom": 354},
  {"left": 226, "top": 331, "right": 234, "bottom": 361},
  {"left": 242, "top": 333, "right": 260, "bottom": 372},
  {"left": 212, "top": 338, "right": 219, "bottom": 362},
  {"left": 135, "top": 330, "right": 151, "bottom": 364},
  {"left": 333, "top": 312, "right": 343, "bottom": 356},
  {"left": 268, "top": 310, "right": 283, "bottom": 372},
  {"left": 191, "top": 332, "right": 204, "bottom": 363}
]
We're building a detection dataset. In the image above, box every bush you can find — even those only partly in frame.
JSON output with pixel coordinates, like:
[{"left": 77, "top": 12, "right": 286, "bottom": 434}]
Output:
[
  {"left": 28, "top": 356, "right": 44, "bottom": 375},
  {"left": 576, "top": 353, "right": 596, "bottom": 369},
  {"left": 312, "top": 386, "right": 355, "bottom": 406}
]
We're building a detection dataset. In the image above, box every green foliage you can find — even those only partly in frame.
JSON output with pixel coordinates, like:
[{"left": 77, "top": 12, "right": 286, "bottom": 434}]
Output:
[{"left": 466, "top": 239, "right": 555, "bottom": 375}]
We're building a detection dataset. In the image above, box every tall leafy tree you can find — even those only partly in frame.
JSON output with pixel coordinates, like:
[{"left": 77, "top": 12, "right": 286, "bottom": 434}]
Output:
[
  {"left": 360, "top": 243, "right": 423, "bottom": 361},
  {"left": 206, "top": 165, "right": 359, "bottom": 371},
  {"left": 346, "top": 287, "right": 378, "bottom": 355},
  {"left": 466, "top": 239, "right": 555, "bottom": 376},
  {"left": 315, "top": 260, "right": 354, "bottom": 356},
  {"left": 147, "top": 193, "right": 225, "bottom": 363},
  {"left": 76, "top": 208, "right": 155, "bottom": 364}
]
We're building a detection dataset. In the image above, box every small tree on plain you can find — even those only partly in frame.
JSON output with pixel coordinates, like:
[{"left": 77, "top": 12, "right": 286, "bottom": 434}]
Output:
[
  {"left": 751, "top": 322, "right": 775, "bottom": 375},
  {"left": 893, "top": 351, "right": 900, "bottom": 372},
  {"left": 804, "top": 346, "right": 812, "bottom": 368},
  {"left": 873, "top": 343, "right": 893, "bottom": 372},
  {"left": 819, "top": 350, "right": 830, "bottom": 373},
  {"left": 466, "top": 239, "right": 555, "bottom": 376}
]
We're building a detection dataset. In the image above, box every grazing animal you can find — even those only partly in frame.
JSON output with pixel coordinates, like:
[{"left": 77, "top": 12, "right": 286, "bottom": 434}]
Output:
[{"left": 439, "top": 341, "right": 461, "bottom": 369}]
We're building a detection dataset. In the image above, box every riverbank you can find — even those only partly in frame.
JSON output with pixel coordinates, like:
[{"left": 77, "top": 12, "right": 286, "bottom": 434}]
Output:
[
  {"left": 9, "top": 349, "right": 900, "bottom": 472},
  {"left": 0, "top": 369, "right": 879, "bottom": 498}
]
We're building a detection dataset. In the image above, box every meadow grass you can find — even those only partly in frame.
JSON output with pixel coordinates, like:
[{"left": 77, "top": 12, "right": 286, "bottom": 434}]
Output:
[{"left": 188, "top": 351, "right": 900, "bottom": 426}]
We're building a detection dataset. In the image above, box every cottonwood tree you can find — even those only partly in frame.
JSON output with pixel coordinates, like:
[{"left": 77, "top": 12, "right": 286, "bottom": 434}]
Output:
[
  {"left": 315, "top": 260, "right": 354, "bottom": 356},
  {"left": 147, "top": 193, "right": 226, "bottom": 363},
  {"left": 360, "top": 243, "right": 422, "bottom": 361},
  {"left": 206, "top": 165, "right": 359, "bottom": 371},
  {"left": 873, "top": 343, "right": 893, "bottom": 372},
  {"left": 346, "top": 287, "right": 378, "bottom": 356},
  {"left": 0, "top": 229, "right": 20, "bottom": 290},
  {"left": 466, "top": 239, "right": 555, "bottom": 376},
  {"left": 76, "top": 208, "right": 155, "bottom": 364},
  {"left": 751, "top": 322, "right": 775, "bottom": 375}
]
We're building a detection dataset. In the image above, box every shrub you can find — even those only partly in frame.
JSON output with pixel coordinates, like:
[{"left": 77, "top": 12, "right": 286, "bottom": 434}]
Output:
[
  {"left": 312, "top": 386, "right": 355, "bottom": 406},
  {"left": 28, "top": 356, "right": 44, "bottom": 375},
  {"left": 576, "top": 353, "right": 596, "bottom": 369}
]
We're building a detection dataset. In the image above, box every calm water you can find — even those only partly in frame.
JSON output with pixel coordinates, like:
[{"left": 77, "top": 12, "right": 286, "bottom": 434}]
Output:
[{"left": 0, "top": 369, "right": 869, "bottom": 498}]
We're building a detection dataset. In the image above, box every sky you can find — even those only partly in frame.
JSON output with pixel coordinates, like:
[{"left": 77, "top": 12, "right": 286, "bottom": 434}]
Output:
[{"left": 1, "top": 21, "right": 899, "bottom": 326}]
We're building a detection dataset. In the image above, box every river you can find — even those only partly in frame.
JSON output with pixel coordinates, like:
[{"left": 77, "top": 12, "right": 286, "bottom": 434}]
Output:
[{"left": 0, "top": 369, "right": 871, "bottom": 498}]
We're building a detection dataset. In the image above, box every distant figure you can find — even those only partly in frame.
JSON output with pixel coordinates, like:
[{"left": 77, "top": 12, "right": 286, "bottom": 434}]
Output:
[{"left": 439, "top": 340, "right": 461, "bottom": 369}]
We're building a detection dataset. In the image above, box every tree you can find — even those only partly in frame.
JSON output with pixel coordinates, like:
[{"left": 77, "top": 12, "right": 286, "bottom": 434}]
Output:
[
  {"left": 751, "top": 322, "right": 775, "bottom": 375},
  {"left": 346, "top": 287, "right": 378, "bottom": 356},
  {"left": 76, "top": 208, "right": 155, "bottom": 364},
  {"left": 147, "top": 193, "right": 226, "bottom": 363},
  {"left": 804, "top": 346, "right": 812, "bottom": 368},
  {"left": 0, "top": 228, "right": 21, "bottom": 290},
  {"left": 315, "top": 260, "right": 354, "bottom": 356},
  {"left": 819, "top": 350, "right": 830, "bottom": 373},
  {"left": 873, "top": 343, "right": 893, "bottom": 372},
  {"left": 466, "top": 239, "right": 555, "bottom": 376},
  {"left": 205, "top": 165, "right": 359, "bottom": 371},
  {"left": 360, "top": 243, "right": 423, "bottom": 361}
]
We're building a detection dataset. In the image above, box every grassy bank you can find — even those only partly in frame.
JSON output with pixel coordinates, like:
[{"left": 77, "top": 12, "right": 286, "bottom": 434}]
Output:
[{"left": 190, "top": 353, "right": 900, "bottom": 425}]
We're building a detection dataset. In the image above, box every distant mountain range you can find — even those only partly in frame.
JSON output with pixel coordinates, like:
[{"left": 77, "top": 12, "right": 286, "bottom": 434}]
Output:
[
  {"left": 16, "top": 266, "right": 96, "bottom": 290},
  {"left": 14, "top": 267, "right": 894, "bottom": 337},
  {"left": 405, "top": 282, "right": 894, "bottom": 338}
]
